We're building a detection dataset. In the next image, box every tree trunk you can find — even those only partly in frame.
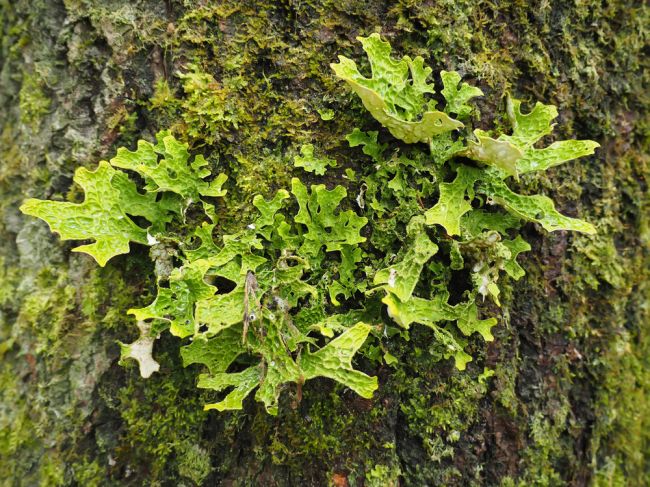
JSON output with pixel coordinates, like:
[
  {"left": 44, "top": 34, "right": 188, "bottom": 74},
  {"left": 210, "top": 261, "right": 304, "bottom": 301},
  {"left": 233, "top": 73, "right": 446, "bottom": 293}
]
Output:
[{"left": 1, "top": 1, "right": 647, "bottom": 485}]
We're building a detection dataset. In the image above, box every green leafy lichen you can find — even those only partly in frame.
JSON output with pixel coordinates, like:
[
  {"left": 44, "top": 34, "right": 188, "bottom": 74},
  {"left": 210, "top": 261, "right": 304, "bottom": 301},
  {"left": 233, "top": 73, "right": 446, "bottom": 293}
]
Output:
[
  {"left": 480, "top": 177, "right": 596, "bottom": 234},
  {"left": 460, "top": 97, "right": 600, "bottom": 179},
  {"left": 21, "top": 162, "right": 163, "bottom": 266},
  {"left": 27, "top": 140, "right": 376, "bottom": 413},
  {"left": 19, "top": 34, "right": 598, "bottom": 415},
  {"left": 439, "top": 70, "right": 483, "bottom": 120},
  {"left": 175, "top": 180, "right": 376, "bottom": 414},
  {"left": 331, "top": 33, "right": 463, "bottom": 143},
  {"left": 293, "top": 144, "right": 338, "bottom": 175},
  {"left": 424, "top": 165, "right": 481, "bottom": 236},
  {"left": 20, "top": 131, "right": 228, "bottom": 266},
  {"left": 110, "top": 131, "right": 228, "bottom": 202},
  {"left": 291, "top": 178, "right": 367, "bottom": 258},
  {"left": 329, "top": 35, "right": 596, "bottom": 373},
  {"left": 374, "top": 217, "right": 438, "bottom": 302}
]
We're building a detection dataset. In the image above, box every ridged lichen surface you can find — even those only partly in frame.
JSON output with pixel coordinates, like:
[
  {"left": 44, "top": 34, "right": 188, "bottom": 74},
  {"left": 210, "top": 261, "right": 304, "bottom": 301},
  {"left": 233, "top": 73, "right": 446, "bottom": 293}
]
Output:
[{"left": 0, "top": 1, "right": 648, "bottom": 485}]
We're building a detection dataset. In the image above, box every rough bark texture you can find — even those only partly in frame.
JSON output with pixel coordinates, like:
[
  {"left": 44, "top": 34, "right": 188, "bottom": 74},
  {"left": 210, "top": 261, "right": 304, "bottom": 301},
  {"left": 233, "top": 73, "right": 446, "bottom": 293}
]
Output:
[{"left": 1, "top": 1, "right": 648, "bottom": 485}]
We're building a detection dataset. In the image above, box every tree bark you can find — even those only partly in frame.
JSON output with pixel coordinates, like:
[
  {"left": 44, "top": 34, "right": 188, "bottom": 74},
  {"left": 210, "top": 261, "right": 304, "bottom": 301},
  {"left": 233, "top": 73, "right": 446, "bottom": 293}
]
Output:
[{"left": 1, "top": 0, "right": 648, "bottom": 485}]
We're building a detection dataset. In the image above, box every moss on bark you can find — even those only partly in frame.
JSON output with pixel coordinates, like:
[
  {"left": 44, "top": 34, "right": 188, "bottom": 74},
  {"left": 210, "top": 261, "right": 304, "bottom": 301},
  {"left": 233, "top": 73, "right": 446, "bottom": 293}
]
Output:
[{"left": 0, "top": 0, "right": 648, "bottom": 485}]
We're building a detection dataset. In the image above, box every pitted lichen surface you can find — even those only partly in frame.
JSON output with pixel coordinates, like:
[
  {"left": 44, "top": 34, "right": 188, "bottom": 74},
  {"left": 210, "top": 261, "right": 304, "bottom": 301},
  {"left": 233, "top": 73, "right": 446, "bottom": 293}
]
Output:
[
  {"left": 2, "top": 0, "right": 648, "bottom": 485},
  {"left": 22, "top": 34, "right": 598, "bottom": 413}
]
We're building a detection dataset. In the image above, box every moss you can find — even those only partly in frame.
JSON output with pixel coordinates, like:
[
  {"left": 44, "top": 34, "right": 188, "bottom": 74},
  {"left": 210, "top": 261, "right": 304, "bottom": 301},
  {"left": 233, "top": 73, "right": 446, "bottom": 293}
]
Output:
[
  {"left": 109, "top": 356, "right": 211, "bottom": 481},
  {"left": 39, "top": 454, "right": 67, "bottom": 486},
  {"left": 0, "top": 369, "right": 40, "bottom": 483},
  {"left": 365, "top": 463, "right": 401, "bottom": 487},
  {"left": 105, "top": 104, "right": 139, "bottom": 145},
  {"left": 230, "top": 384, "right": 397, "bottom": 485},
  {"left": 71, "top": 458, "right": 104, "bottom": 487},
  {"left": 18, "top": 71, "right": 51, "bottom": 129},
  {"left": 0, "top": 125, "right": 28, "bottom": 190},
  {"left": 590, "top": 310, "right": 650, "bottom": 485},
  {"left": 15, "top": 269, "right": 77, "bottom": 353},
  {"left": 176, "top": 441, "right": 213, "bottom": 485},
  {"left": 1, "top": 0, "right": 648, "bottom": 485}
]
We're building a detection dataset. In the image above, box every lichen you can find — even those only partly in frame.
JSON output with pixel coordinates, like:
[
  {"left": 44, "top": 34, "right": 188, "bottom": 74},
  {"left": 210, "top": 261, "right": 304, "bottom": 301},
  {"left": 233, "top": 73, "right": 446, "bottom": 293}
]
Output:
[
  {"left": 21, "top": 34, "right": 597, "bottom": 420},
  {"left": 1, "top": 0, "right": 647, "bottom": 485}
]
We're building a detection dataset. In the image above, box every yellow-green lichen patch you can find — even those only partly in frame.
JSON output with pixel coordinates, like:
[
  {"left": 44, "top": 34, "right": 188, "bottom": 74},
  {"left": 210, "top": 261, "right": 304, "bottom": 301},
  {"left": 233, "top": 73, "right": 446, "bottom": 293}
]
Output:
[
  {"left": 3, "top": 0, "right": 648, "bottom": 484},
  {"left": 20, "top": 35, "right": 599, "bottom": 421}
]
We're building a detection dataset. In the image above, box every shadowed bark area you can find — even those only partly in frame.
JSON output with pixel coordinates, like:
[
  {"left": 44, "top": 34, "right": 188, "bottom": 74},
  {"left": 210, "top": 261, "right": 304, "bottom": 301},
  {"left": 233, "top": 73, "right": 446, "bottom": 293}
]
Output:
[{"left": 0, "top": 0, "right": 648, "bottom": 485}]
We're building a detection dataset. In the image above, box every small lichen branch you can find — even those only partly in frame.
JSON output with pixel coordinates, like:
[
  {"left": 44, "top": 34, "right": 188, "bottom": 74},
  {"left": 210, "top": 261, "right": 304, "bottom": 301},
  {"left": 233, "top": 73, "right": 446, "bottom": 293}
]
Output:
[{"left": 20, "top": 33, "right": 597, "bottom": 414}]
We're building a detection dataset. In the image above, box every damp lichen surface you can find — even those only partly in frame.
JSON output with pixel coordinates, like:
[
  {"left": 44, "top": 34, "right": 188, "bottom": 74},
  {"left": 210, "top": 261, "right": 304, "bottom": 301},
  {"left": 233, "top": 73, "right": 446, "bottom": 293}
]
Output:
[
  {"left": 1, "top": 1, "right": 648, "bottom": 485},
  {"left": 21, "top": 34, "right": 598, "bottom": 415}
]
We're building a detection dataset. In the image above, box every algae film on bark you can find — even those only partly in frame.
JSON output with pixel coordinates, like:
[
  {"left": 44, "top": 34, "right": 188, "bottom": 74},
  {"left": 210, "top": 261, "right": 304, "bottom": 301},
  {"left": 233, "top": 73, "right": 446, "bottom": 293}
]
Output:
[{"left": 19, "top": 34, "right": 598, "bottom": 414}]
